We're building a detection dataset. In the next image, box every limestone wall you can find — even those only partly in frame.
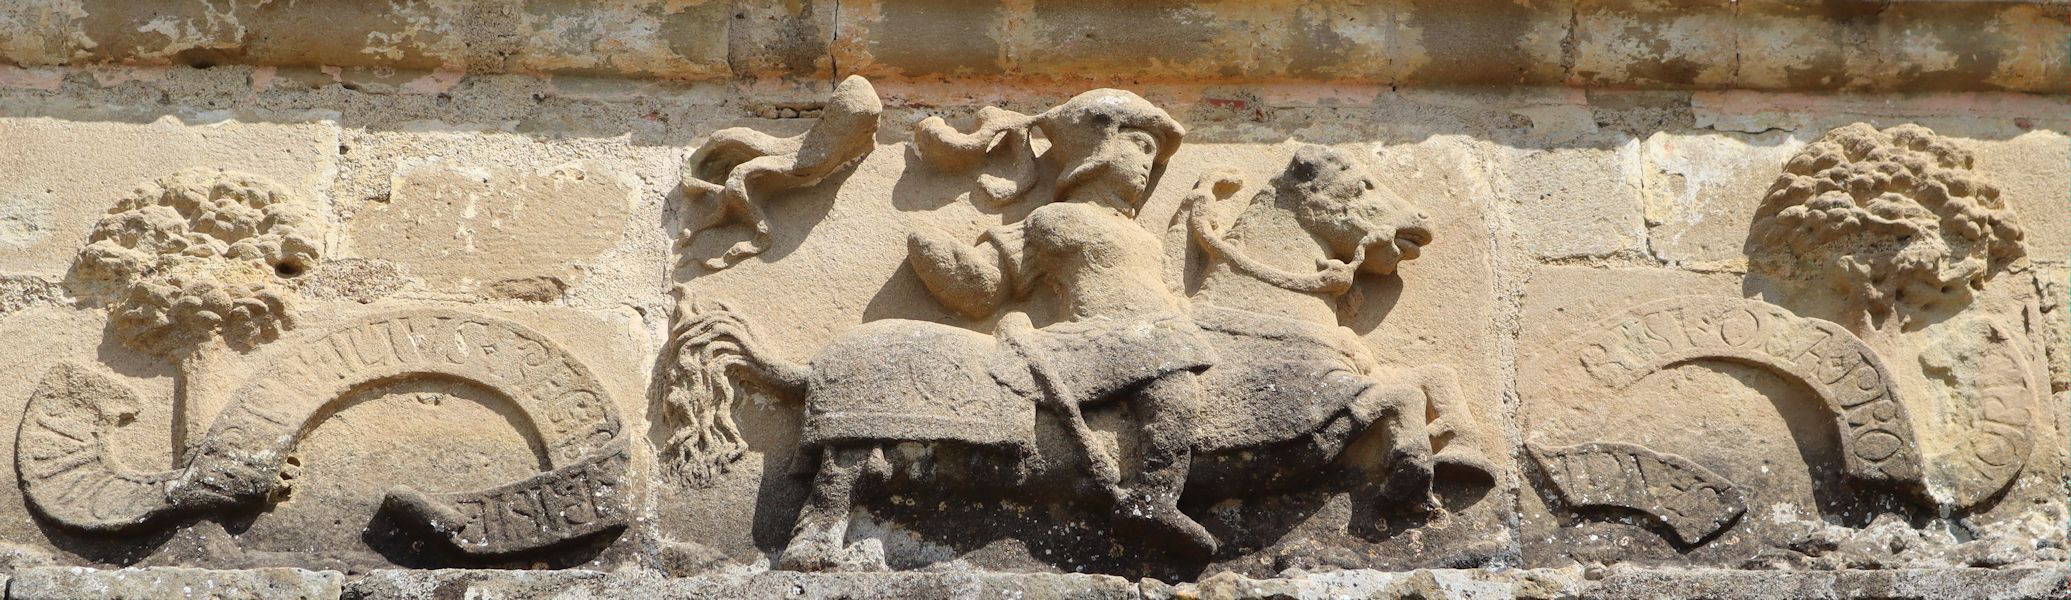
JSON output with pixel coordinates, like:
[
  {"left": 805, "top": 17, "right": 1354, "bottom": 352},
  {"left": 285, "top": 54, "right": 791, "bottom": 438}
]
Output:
[{"left": 0, "top": 2, "right": 2063, "bottom": 598}]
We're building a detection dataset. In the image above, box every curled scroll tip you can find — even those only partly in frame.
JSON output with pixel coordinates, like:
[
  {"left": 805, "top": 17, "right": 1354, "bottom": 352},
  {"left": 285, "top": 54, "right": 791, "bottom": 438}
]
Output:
[{"left": 676, "top": 77, "right": 884, "bottom": 271}]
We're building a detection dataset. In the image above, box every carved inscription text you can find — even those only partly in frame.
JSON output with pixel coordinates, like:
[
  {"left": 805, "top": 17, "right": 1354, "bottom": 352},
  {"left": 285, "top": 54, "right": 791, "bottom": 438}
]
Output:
[
  {"left": 1549, "top": 297, "right": 1923, "bottom": 489},
  {"left": 1530, "top": 441, "right": 1747, "bottom": 545}
]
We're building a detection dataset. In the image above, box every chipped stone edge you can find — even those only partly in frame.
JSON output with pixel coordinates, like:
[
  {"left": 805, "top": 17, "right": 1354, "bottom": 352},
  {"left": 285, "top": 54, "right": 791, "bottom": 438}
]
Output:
[
  {"left": 0, "top": 1, "right": 2063, "bottom": 93},
  {"left": 4, "top": 565, "right": 2067, "bottom": 599}
]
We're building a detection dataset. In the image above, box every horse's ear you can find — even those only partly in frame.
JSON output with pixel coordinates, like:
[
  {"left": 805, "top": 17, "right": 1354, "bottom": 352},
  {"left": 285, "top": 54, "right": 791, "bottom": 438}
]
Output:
[
  {"left": 1281, "top": 144, "right": 1352, "bottom": 191},
  {"left": 1285, "top": 154, "right": 1321, "bottom": 185}
]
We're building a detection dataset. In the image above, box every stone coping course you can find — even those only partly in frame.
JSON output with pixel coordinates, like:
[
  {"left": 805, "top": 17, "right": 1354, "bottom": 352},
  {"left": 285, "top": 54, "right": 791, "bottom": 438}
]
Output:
[
  {"left": 1, "top": 565, "right": 2065, "bottom": 599},
  {"left": 1, "top": 0, "right": 2063, "bottom": 92}
]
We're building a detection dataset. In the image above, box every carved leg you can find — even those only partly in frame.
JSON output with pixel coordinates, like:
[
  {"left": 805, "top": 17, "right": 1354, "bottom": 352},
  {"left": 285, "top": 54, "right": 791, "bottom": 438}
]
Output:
[
  {"left": 777, "top": 445, "right": 888, "bottom": 572},
  {"left": 1113, "top": 372, "right": 1217, "bottom": 559},
  {"left": 1409, "top": 365, "right": 1498, "bottom": 482},
  {"left": 1354, "top": 382, "right": 1437, "bottom": 512}
]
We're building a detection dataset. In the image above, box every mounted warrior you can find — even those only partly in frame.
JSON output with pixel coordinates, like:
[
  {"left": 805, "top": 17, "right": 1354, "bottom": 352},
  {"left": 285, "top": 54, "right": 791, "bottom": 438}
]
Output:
[
  {"left": 657, "top": 81, "right": 1496, "bottom": 570},
  {"left": 902, "top": 89, "right": 1216, "bottom": 555}
]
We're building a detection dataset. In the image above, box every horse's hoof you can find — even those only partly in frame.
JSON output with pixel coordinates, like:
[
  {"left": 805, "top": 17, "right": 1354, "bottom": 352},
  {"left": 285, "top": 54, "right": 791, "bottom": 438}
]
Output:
[
  {"left": 777, "top": 540, "right": 840, "bottom": 572},
  {"left": 776, "top": 539, "right": 889, "bottom": 572},
  {"left": 843, "top": 538, "right": 889, "bottom": 572}
]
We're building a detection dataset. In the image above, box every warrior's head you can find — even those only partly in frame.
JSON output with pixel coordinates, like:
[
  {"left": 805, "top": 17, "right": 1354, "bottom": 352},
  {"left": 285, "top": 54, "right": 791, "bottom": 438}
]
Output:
[
  {"left": 913, "top": 88, "right": 1185, "bottom": 214},
  {"left": 1035, "top": 89, "right": 1185, "bottom": 213}
]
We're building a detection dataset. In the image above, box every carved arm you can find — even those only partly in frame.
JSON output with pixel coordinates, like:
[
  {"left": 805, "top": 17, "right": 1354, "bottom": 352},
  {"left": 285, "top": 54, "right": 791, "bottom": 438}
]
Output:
[{"left": 908, "top": 229, "right": 1012, "bottom": 319}]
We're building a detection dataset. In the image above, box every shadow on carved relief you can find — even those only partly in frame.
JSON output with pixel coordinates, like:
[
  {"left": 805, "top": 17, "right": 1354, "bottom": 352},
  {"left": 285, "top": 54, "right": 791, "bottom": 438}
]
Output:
[
  {"left": 20, "top": 170, "right": 634, "bottom": 568},
  {"left": 653, "top": 78, "right": 1507, "bottom": 576}
]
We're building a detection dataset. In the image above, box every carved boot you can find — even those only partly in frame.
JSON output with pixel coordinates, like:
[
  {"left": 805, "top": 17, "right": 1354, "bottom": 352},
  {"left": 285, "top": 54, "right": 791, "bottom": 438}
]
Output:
[{"left": 1113, "top": 485, "right": 1217, "bottom": 560}]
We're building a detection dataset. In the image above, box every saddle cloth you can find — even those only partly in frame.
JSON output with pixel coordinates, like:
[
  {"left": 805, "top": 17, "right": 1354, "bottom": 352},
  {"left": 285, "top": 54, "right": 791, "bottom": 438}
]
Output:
[
  {"left": 799, "top": 308, "right": 1381, "bottom": 456},
  {"left": 1189, "top": 304, "right": 1381, "bottom": 452}
]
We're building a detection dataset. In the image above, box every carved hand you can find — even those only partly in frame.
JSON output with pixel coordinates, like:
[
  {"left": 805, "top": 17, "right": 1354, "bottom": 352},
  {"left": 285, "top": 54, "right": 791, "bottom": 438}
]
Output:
[{"left": 907, "top": 229, "right": 1008, "bottom": 319}]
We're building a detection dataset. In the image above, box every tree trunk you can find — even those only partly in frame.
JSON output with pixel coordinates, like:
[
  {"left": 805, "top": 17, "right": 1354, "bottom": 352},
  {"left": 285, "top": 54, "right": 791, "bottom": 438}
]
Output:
[{"left": 171, "top": 338, "right": 227, "bottom": 465}]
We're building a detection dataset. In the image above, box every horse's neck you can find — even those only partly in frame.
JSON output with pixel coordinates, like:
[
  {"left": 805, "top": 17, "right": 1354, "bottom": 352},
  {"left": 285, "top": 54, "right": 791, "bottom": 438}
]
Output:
[{"left": 1194, "top": 208, "right": 1342, "bottom": 325}]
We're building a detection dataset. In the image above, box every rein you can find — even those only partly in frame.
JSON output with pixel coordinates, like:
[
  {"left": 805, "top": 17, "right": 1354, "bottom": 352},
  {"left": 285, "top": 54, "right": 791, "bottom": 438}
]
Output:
[{"left": 1180, "top": 172, "right": 1380, "bottom": 295}]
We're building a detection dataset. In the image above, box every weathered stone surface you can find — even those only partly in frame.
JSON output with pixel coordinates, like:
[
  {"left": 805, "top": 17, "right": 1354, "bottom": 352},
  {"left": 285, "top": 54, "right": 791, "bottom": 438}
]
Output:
[
  {"left": 1588, "top": 566, "right": 2071, "bottom": 600},
  {"left": 0, "top": 3, "right": 2064, "bottom": 597},
  {"left": 3, "top": 564, "right": 2066, "bottom": 599},
  {"left": 3, "top": 1, "right": 2065, "bottom": 91},
  {"left": 1640, "top": 130, "right": 1804, "bottom": 269},
  {"left": 1496, "top": 138, "right": 1647, "bottom": 260},
  {"left": 0, "top": 117, "right": 336, "bottom": 277},
  {"left": 350, "top": 161, "right": 637, "bottom": 295},
  {"left": 8, "top": 567, "right": 341, "bottom": 600}
]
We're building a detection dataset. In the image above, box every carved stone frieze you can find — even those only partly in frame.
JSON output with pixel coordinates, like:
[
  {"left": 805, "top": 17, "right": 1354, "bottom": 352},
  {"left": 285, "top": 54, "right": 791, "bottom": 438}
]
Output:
[
  {"left": 1530, "top": 295, "right": 1924, "bottom": 491},
  {"left": 1520, "top": 122, "right": 2053, "bottom": 567},
  {"left": 651, "top": 80, "right": 1507, "bottom": 574},
  {"left": 1748, "top": 123, "right": 2039, "bottom": 511},
  {"left": 1, "top": 54, "right": 2063, "bottom": 589}
]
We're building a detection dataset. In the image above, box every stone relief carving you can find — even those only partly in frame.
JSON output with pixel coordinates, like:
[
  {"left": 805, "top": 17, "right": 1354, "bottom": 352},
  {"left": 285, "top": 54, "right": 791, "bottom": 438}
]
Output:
[
  {"left": 1524, "top": 123, "right": 2041, "bottom": 551},
  {"left": 676, "top": 75, "right": 882, "bottom": 270},
  {"left": 1528, "top": 442, "right": 1746, "bottom": 546},
  {"left": 1748, "top": 123, "right": 2035, "bottom": 509},
  {"left": 657, "top": 81, "right": 1498, "bottom": 571},
  {"left": 20, "top": 169, "right": 628, "bottom": 559},
  {"left": 1530, "top": 295, "right": 1924, "bottom": 491},
  {"left": 4, "top": 71, "right": 2053, "bottom": 581},
  {"left": 64, "top": 169, "right": 325, "bottom": 452},
  {"left": 1748, "top": 124, "right": 2026, "bottom": 325},
  {"left": 20, "top": 309, "right": 630, "bottom": 556}
]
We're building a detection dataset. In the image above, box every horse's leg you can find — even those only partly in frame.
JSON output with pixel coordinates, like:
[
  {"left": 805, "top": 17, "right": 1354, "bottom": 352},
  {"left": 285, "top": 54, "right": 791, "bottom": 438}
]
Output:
[
  {"left": 1353, "top": 382, "right": 1437, "bottom": 512},
  {"left": 1410, "top": 365, "right": 1499, "bottom": 482},
  {"left": 777, "top": 445, "right": 888, "bottom": 572}
]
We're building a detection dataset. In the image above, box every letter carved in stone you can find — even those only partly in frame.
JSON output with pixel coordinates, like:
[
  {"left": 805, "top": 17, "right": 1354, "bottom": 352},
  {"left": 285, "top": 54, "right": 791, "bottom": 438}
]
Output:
[
  {"left": 17, "top": 309, "right": 628, "bottom": 556},
  {"left": 1748, "top": 123, "right": 2037, "bottom": 510},
  {"left": 1528, "top": 441, "right": 1747, "bottom": 545},
  {"left": 1535, "top": 296, "right": 1925, "bottom": 492}
]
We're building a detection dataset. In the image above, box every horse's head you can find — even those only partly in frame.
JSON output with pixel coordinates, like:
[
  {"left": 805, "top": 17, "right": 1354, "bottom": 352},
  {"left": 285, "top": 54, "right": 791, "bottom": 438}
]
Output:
[{"left": 1272, "top": 145, "right": 1431, "bottom": 276}]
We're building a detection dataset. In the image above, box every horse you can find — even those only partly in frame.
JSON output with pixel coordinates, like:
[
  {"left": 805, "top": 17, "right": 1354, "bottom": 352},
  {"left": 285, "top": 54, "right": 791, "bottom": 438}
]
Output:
[{"left": 656, "top": 145, "right": 1494, "bottom": 571}]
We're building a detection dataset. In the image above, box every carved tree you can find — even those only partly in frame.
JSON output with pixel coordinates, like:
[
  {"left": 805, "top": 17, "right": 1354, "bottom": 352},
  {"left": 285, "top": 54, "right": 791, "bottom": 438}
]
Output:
[
  {"left": 1749, "top": 123, "right": 2024, "bottom": 326},
  {"left": 67, "top": 168, "right": 324, "bottom": 452}
]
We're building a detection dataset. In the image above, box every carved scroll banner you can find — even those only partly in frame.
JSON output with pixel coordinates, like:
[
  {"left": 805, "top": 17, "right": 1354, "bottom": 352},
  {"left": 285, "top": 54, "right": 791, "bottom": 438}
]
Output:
[
  {"left": 17, "top": 309, "right": 628, "bottom": 556},
  {"left": 1528, "top": 442, "right": 1746, "bottom": 545},
  {"left": 17, "top": 362, "right": 193, "bottom": 531},
  {"left": 1914, "top": 316, "right": 2038, "bottom": 509},
  {"left": 1530, "top": 296, "right": 1926, "bottom": 495}
]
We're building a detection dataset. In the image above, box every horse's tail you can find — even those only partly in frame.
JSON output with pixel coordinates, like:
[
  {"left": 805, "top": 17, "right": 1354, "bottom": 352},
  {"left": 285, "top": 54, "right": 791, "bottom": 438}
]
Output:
[{"left": 658, "top": 287, "right": 811, "bottom": 487}]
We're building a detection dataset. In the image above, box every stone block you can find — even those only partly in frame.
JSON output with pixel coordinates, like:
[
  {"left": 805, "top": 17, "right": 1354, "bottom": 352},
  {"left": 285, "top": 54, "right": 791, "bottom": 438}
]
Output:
[
  {"left": 1974, "top": 130, "right": 2069, "bottom": 266},
  {"left": 728, "top": 0, "right": 836, "bottom": 80},
  {"left": 1496, "top": 138, "right": 1648, "bottom": 259},
  {"left": 1570, "top": 0, "right": 1737, "bottom": 88},
  {"left": 1516, "top": 266, "right": 1845, "bottom": 567},
  {"left": 1400, "top": 0, "right": 1571, "bottom": 86},
  {"left": 1639, "top": 130, "right": 1805, "bottom": 269},
  {"left": 7, "top": 567, "right": 341, "bottom": 600},
  {"left": 835, "top": 0, "right": 1006, "bottom": 79},
  {"left": 0, "top": 8, "right": 2061, "bottom": 590},
  {"left": 348, "top": 161, "right": 637, "bottom": 296},
  {"left": 0, "top": 116, "right": 337, "bottom": 277}
]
